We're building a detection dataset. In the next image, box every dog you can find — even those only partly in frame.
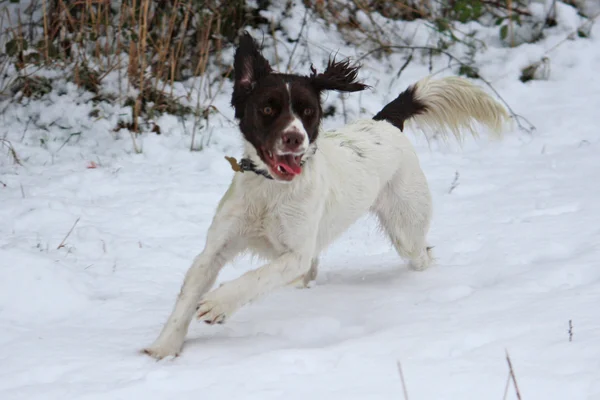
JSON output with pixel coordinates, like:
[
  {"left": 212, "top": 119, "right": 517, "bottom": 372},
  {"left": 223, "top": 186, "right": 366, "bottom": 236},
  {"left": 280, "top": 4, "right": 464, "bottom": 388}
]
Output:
[{"left": 143, "top": 32, "right": 509, "bottom": 359}]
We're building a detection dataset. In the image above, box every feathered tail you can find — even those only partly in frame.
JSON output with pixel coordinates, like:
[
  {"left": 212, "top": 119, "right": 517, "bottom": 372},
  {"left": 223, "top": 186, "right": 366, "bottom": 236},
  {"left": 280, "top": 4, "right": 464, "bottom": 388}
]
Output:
[{"left": 373, "top": 76, "right": 511, "bottom": 140}]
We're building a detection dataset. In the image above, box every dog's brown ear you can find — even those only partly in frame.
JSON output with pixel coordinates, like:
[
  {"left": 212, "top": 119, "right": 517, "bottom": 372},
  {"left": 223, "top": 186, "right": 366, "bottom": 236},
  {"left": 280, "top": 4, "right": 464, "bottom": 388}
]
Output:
[
  {"left": 231, "top": 32, "right": 273, "bottom": 117},
  {"left": 234, "top": 33, "right": 272, "bottom": 88},
  {"left": 309, "top": 58, "right": 369, "bottom": 93}
]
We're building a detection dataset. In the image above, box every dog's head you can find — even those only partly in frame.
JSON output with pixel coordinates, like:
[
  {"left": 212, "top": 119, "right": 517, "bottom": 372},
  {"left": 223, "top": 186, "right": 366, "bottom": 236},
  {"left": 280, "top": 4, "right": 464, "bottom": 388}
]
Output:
[{"left": 231, "top": 32, "right": 368, "bottom": 182}]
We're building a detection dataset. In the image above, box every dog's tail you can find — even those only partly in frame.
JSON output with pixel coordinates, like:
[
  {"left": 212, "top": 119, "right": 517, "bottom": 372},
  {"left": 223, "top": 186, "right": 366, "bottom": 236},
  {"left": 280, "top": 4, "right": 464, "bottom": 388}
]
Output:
[{"left": 372, "top": 76, "right": 510, "bottom": 140}]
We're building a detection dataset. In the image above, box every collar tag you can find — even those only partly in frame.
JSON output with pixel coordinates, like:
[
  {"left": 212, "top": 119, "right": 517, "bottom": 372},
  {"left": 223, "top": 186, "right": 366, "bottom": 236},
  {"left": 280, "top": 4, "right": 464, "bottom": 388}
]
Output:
[{"left": 225, "top": 156, "right": 243, "bottom": 172}]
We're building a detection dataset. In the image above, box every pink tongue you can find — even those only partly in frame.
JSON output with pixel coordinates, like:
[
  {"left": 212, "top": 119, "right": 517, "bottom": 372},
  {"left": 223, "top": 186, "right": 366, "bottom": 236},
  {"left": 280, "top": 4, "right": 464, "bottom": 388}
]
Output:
[{"left": 276, "top": 154, "right": 302, "bottom": 175}]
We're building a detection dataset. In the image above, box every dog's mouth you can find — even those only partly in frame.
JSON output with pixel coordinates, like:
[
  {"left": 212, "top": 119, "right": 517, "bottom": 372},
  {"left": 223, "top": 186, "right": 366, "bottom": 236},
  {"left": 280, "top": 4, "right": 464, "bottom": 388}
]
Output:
[{"left": 262, "top": 149, "right": 303, "bottom": 181}]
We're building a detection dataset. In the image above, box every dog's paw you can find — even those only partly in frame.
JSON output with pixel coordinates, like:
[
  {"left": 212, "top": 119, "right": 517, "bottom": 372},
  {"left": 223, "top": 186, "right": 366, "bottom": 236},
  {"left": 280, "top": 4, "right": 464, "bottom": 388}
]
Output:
[
  {"left": 196, "top": 299, "right": 229, "bottom": 324},
  {"left": 289, "top": 275, "right": 315, "bottom": 289},
  {"left": 196, "top": 290, "right": 239, "bottom": 325},
  {"left": 290, "top": 261, "right": 319, "bottom": 289},
  {"left": 296, "top": 279, "right": 317, "bottom": 289},
  {"left": 409, "top": 260, "right": 429, "bottom": 271},
  {"left": 409, "top": 247, "right": 434, "bottom": 271},
  {"left": 141, "top": 340, "right": 182, "bottom": 360}
]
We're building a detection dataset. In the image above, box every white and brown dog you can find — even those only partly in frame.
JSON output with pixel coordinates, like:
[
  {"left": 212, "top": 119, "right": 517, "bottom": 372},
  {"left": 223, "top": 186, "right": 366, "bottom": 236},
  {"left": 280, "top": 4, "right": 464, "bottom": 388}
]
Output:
[{"left": 143, "top": 32, "right": 509, "bottom": 359}]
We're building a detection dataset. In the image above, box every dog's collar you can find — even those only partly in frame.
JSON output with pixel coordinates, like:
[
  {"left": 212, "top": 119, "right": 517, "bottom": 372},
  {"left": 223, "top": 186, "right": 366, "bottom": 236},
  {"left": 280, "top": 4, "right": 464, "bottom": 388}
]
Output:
[
  {"left": 224, "top": 144, "right": 318, "bottom": 180},
  {"left": 224, "top": 156, "right": 274, "bottom": 180}
]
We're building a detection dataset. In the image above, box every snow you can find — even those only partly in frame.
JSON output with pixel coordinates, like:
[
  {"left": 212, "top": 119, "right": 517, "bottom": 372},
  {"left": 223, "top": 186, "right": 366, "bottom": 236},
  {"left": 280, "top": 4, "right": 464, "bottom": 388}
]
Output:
[{"left": 2, "top": 3, "right": 600, "bottom": 400}]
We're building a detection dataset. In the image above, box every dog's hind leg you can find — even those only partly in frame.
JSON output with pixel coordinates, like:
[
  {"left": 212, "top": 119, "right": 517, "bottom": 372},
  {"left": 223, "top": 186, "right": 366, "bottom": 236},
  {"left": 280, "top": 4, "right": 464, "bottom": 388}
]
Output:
[{"left": 372, "top": 169, "right": 434, "bottom": 271}]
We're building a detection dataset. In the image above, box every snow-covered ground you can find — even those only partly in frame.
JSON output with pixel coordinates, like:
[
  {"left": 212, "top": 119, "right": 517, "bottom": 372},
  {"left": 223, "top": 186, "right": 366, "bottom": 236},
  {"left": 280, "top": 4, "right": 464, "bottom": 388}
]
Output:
[{"left": 1, "top": 3, "right": 599, "bottom": 399}]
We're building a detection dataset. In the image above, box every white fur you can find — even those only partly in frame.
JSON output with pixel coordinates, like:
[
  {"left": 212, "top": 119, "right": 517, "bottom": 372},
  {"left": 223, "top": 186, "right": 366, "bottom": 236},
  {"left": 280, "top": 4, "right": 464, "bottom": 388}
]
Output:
[
  {"left": 143, "top": 76, "right": 510, "bottom": 359},
  {"left": 278, "top": 83, "right": 309, "bottom": 154},
  {"left": 408, "top": 76, "right": 509, "bottom": 140}
]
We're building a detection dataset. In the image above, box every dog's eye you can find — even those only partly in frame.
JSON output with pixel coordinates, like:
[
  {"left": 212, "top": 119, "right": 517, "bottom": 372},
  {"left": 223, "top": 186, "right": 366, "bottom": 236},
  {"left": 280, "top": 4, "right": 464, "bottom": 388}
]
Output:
[
  {"left": 262, "top": 106, "right": 273, "bottom": 115},
  {"left": 303, "top": 108, "right": 314, "bottom": 116}
]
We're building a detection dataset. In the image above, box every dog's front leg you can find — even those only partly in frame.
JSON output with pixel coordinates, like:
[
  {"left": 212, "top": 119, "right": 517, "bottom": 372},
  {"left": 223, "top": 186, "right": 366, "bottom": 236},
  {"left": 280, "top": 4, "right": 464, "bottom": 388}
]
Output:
[
  {"left": 143, "top": 189, "right": 247, "bottom": 359},
  {"left": 196, "top": 251, "right": 313, "bottom": 324},
  {"left": 143, "top": 237, "right": 245, "bottom": 360},
  {"left": 196, "top": 193, "right": 326, "bottom": 323}
]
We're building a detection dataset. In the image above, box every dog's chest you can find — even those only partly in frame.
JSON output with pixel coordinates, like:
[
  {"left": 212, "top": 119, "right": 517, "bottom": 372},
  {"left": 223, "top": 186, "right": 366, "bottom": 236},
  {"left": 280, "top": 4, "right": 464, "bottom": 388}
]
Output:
[{"left": 241, "top": 185, "right": 315, "bottom": 256}]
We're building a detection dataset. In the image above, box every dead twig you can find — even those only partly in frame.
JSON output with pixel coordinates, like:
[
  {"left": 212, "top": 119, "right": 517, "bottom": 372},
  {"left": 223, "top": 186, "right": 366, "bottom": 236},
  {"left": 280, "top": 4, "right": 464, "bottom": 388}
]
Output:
[
  {"left": 56, "top": 132, "right": 82, "bottom": 153},
  {"left": 396, "top": 50, "right": 414, "bottom": 78},
  {"left": 505, "top": 350, "right": 523, "bottom": 400},
  {"left": 448, "top": 171, "right": 460, "bottom": 194},
  {"left": 502, "top": 371, "right": 511, "bottom": 400},
  {"left": 57, "top": 217, "right": 81, "bottom": 250},
  {"left": 396, "top": 361, "right": 410, "bottom": 400}
]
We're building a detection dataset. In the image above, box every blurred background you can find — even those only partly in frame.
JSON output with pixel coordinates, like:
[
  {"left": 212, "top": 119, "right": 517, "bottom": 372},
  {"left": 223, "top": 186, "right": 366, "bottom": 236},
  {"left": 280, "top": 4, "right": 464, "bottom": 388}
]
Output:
[{"left": 0, "top": 0, "right": 597, "bottom": 156}]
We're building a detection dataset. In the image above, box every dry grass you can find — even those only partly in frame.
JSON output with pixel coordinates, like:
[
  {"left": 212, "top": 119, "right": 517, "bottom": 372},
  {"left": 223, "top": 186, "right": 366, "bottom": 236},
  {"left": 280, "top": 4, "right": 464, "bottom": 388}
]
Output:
[
  {"left": 0, "top": 138, "right": 22, "bottom": 165},
  {"left": 306, "top": 0, "right": 428, "bottom": 51},
  {"left": 0, "top": 0, "right": 594, "bottom": 150},
  {"left": 0, "top": 0, "right": 249, "bottom": 146},
  {"left": 397, "top": 353, "right": 526, "bottom": 399}
]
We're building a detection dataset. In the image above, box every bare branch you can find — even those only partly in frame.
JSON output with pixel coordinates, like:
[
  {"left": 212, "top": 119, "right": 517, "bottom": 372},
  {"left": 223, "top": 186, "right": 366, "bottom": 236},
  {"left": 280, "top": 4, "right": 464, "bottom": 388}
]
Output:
[{"left": 396, "top": 50, "right": 414, "bottom": 78}]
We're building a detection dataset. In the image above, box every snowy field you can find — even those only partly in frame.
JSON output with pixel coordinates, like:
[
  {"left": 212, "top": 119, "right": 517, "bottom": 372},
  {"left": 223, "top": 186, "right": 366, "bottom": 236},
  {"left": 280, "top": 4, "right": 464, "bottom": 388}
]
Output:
[{"left": 1, "top": 3, "right": 600, "bottom": 400}]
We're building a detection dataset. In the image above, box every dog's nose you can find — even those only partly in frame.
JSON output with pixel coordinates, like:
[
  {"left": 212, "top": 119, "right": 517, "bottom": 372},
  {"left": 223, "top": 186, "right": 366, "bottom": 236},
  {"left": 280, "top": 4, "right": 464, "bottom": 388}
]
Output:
[{"left": 281, "top": 131, "right": 304, "bottom": 152}]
